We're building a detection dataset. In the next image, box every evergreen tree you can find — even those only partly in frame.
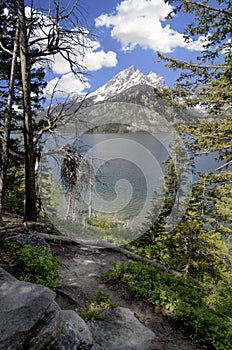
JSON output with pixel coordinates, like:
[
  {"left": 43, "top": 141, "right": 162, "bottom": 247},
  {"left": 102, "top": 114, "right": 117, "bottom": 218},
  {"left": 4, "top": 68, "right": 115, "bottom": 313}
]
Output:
[
  {"left": 0, "top": 1, "right": 21, "bottom": 221},
  {"left": 0, "top": 1, "right": 46, "bottom": 221},
  {"left": 0, "top": 0, "right": 90, "bottom": 222},
  {"left": 145, "top": 0, "right": 232, "bottom": 280},
  {"left": 158, "top": 0, "right": 232, "bottom": 111}
]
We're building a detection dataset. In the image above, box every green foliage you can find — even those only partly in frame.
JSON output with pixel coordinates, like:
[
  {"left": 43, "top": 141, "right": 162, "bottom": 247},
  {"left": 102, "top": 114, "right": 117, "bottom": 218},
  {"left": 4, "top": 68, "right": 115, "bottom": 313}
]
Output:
[
  {"left": 159, "top": 1, "right": 232, "bottom": 111},
  {"left": 180, "top": 114, "right": 232, "bottom": 167},
  {"left": 133, "top": 132, "right": 232, "bottom": 280},
  {"left": 4, "top": 166, "right": 24, "bottom": 215},
  {"left": 106, "top": 261, "right": 232, "bottom": 350},
  {"left": 80, "top": 290, "right": 118, "bottom": 322},
  {"left": 12, "top": 245, "right": 61, "bottom": 289},
  {"left": 40, "top": 169, "right": 63, "bottom": 217},
  {"left": 89, "top": 123, "right": 129, "bottom": 133},
  {"left": 85, "top": 215, "right": 119, "bottom": 229},
  {"left": 134, "top": 176, "right": 232, "bottom": 280}
]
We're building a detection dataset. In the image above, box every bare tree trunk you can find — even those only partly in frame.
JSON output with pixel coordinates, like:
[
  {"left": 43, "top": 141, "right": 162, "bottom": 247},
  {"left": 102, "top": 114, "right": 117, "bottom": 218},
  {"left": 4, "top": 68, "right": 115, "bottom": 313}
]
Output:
[
  {"left": 88, "top": 157, "right": 93, "bottom": 219},
  {"left": 65, "top": 192, "right": 72, "bottom": 220},
  {"left": 17, "top": 0, "right": 37, "bottom": 222},
  {"left": 0, "top": 23, "right": 19, "bottom": 223}
]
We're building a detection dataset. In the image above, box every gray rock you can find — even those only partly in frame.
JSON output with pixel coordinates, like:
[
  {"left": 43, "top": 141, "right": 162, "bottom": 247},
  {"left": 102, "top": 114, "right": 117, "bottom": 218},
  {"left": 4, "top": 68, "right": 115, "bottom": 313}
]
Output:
[
  {"left": 0, "top": 268, "right": 56, "bottom": 349},
  {"left": 0, "top": 268, "right": 94, "bottom": 350},
  {"left": 88, "top": 307, "right": 156, "bottom": 350},
  {"left": 51, "top": 310, "right": 94, "bottom": 350},
  {"left": 5, "top": 232, "right": 50, "bottom": 249},
  {"left": 29, "top": 307, "right": 94, "bottom": 350},
  {"left": 27, "top": 301, "right": 63, "bottom": 350},
  {"left": 0, "top": 266, "right": 17, "bottom": 282}
]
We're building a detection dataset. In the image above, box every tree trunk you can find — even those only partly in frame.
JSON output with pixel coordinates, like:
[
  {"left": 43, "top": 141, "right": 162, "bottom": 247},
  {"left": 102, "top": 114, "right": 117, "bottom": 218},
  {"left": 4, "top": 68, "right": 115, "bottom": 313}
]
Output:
[
  {"left": 17, "top": 0, "right": 37, "bottom": 222},
  {"left": 0, "top": 23, "right": 19, "bottom": 223}
]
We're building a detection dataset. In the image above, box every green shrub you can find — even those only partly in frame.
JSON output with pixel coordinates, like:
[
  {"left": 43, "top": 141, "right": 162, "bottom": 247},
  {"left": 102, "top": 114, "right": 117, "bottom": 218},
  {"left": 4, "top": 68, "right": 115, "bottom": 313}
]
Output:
[
  {"left": 106, "top": 261, "right": 232, "bottom": 350},
  {"left": 81, "top": 290, "right": 118, "bottom": 321},
  {"left": 85, "top": 215, "right": 118, "bottom": 228},
  {"left": 12, "top": 246, "right": 61, "bottom": 289}
]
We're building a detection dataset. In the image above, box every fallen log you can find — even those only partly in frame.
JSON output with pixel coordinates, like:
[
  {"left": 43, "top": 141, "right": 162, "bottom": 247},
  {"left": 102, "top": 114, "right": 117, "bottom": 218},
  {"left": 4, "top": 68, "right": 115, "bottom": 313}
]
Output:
[{"left": 36, "top": 232, "right": 182, "bottom": 277}]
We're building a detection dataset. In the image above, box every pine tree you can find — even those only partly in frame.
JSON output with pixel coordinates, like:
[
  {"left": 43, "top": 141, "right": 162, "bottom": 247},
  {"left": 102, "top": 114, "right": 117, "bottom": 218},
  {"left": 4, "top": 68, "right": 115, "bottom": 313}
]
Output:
[
  {"left": 158, "top": 0, "right": 231, "bottom": 111},
  {"left": 148, "top": 1, "right": 232, "bottom": 280},
  {"left": 0, "top": 0, "right": 90, "bottom": 222},
  {"left": 0, "top": 1, "right": 21, "bottom": 221}
]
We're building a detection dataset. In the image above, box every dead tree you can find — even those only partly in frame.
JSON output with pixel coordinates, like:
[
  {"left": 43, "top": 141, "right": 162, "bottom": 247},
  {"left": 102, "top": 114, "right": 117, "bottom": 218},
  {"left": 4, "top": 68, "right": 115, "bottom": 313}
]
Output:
[
  {"left": 60, "top": 145, "right": 91, "bottom": 220},
  {"left": 5, "top": 0, "right": 92, "bottom": 222}
]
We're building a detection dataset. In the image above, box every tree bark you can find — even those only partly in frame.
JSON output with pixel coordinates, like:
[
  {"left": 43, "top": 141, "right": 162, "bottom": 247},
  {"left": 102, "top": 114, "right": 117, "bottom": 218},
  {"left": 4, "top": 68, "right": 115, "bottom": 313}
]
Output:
[
  {"left": 17, "top": 0, "right": 37, "bottom": 222},
  {"left": 0, "top": 23, "right": 19, "bottom": 223}
]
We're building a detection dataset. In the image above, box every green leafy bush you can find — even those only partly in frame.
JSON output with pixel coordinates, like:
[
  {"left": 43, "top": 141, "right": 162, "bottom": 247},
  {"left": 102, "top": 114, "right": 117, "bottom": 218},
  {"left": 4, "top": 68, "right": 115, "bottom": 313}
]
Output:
[
  {"left": 106, "top": 261, "right": 232, "bottom": 350},
  {"left": 81, "top": 290, "right": 118, "bottom": 321},
  {"left": 12, "top": 246, "right": 61, "bottom": 289},
  {"left": 85, "top": 215, "right": 118, "bottom": 228}
]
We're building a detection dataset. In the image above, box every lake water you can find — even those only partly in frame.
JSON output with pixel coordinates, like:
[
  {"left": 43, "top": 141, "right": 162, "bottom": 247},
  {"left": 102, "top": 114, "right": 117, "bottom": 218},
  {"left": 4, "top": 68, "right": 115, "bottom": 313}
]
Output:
[
  {"left": 75, "top": 133, "right": 172, "bottom": 224},
  {"left": 42, "top": 132, "right": 222, "bottom": 228}
]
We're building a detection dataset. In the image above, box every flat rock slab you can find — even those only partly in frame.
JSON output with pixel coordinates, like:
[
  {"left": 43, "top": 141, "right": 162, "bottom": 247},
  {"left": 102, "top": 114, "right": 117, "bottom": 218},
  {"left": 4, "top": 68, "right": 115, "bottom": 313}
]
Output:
[{"left": 88, "top": 307, "right": 156, "bottom": 350}]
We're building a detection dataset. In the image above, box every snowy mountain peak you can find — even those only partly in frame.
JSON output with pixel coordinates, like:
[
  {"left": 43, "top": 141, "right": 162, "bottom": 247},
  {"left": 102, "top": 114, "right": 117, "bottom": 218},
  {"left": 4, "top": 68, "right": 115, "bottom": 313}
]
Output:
[
  {"left": 91, "top": 66, "right": 165, "bottom": 102},
  {"left": 147, "top": 71, "right": 164, "bottom": 86}
]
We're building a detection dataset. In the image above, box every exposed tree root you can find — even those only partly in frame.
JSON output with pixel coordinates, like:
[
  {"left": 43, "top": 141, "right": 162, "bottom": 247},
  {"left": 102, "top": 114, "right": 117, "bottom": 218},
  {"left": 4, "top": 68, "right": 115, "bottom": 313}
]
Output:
[{"left": 36, "top": 232, "right": 182, "bottom": 277}]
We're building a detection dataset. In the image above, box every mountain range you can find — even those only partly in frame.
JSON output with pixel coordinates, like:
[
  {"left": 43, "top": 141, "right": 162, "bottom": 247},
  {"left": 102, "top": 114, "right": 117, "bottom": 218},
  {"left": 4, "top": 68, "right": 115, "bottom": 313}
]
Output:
[
  {"left": 90, "top": 65, "right": 165, "bottom": 102},
  {"left": 57, "top": 66, "right": 205, "bottom": 133}
]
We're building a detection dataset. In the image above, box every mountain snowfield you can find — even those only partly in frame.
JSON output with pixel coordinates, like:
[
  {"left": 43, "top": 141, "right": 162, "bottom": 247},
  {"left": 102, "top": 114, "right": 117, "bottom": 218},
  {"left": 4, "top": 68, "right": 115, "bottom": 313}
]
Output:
[{"left": 90, "top": 65, "right": 165, "bottom": 102}]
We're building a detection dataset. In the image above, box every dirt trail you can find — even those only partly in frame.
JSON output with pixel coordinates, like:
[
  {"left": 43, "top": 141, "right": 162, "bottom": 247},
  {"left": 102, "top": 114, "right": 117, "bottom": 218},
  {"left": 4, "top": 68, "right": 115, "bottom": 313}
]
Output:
[{"left": 51, "top": 241, "right": 202, "bottom": 350}]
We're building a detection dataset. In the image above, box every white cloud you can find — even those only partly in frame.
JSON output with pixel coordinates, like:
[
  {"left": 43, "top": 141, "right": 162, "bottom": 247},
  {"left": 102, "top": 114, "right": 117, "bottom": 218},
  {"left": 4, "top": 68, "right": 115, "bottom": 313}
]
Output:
[
  {"left": 49, "top": 39, "right": 118, "bottom": 75},
  {"left": 46, "top": 41, "right": 117, "bottom": 97},
  {"left": 25, "top": 7, "right": 117, "bottom": 79},
  {"left": 49, "top": 54, "right": 72, "bottom": 75},
  {"left": 186, "top": 35, "right": 209, "bottom": 51},
  {"left": 83, "top": 49, "right": 118, "bottom": 71},
  {"left": 50, "top": 41, "right": 118, "bottom": 74},
  {"left": 95, "top": 0, "right": 205, "bottom": 53},
  {"left": 45, "top": 73, "right": 90, "bottom": 98}
]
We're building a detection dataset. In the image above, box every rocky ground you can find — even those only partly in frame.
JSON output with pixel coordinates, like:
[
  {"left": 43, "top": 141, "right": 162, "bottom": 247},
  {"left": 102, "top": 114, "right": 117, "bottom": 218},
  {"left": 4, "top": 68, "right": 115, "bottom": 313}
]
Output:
[
  {"left": 0, "top": 215, "right": 203, "bottom": 350},
  {"left": 51, "top": 241, "right": 202, "bottom": 350}
]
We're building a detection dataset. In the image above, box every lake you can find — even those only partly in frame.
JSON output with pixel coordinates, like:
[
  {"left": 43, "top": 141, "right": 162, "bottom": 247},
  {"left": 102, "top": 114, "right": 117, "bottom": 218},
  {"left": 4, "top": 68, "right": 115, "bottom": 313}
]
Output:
[{"left": 42, "top": 132, "right": 222, "bottom": 229}]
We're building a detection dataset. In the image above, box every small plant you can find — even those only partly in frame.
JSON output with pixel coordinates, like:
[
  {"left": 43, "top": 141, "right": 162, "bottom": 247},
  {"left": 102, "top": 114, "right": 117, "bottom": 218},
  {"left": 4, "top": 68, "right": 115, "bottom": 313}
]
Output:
[
  {"left": 12, "top": 245, "right": 61, "bottom": 290},
  {"left": 106, "top": 261, "right": 232, "bottom": 350},
  {"left": 85, "top": 215, "right": 118, "bottom": 229},
  {"left": 81, "top": 290, "right": 118, "bottom": 322}
]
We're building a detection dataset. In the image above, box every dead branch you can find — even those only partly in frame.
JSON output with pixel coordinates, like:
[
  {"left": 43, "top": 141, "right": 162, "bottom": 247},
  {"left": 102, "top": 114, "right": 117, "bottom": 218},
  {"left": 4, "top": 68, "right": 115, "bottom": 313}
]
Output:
[
  {"left": 0, "top": 41, "right": 13, "bottom": 55},
  {"left": 215, "top": 159, "right": 232, "bottom": 171}
]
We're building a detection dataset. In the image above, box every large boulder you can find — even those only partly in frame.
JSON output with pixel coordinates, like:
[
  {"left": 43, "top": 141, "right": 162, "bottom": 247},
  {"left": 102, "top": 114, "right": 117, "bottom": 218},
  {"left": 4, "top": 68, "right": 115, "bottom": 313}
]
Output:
[
  {"left": 27, "top": 306, "right": 94, "bottom": 350},
  {"left": 25, "top": 301, "right": 64, "bottom": 350},
  {"left": 50, "top": 310, "right": 94, "bottom": 350},
  {"left": 0, "top": 268, "right": 157, "bottom": 350},
  {"left": 0, "top": 268, "right": 94, "bottom": 350},
  {"left": 88, "top": 307, "right": 156, "bottom": 350},
  {"left": 0, "top": 267, "right": 56, "bottom": 349}
]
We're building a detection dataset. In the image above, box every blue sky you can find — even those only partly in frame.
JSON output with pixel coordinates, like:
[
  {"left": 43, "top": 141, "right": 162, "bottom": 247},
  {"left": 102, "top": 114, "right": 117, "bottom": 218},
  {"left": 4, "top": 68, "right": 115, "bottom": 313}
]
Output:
[{"left": 26, "top": 0, "right": 208, "bottom": 98}]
